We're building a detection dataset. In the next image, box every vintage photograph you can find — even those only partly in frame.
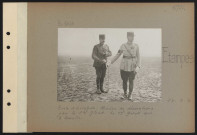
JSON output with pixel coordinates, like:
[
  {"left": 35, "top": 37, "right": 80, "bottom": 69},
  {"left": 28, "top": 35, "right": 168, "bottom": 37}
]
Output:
[{"left": 57, "top": 28, "right": 162, "bottom": 102}]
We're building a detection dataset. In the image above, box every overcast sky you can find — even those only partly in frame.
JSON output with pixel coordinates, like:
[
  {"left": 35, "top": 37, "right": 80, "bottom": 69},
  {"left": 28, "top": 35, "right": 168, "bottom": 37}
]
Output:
[{"left": 58, "top": 28, "right": 161, "bottom": 57}]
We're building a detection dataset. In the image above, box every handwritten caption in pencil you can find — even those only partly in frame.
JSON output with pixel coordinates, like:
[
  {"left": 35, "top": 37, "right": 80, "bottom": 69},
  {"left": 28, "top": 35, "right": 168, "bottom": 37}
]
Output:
[{"left": 57, "top": 105, "right": 153, "bottom": 120}]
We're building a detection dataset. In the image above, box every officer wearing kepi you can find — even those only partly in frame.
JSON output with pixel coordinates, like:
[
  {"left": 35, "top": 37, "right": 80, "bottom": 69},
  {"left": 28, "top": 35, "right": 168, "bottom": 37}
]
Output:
[
  {"left": 107, "top": 31, "right": 141, "bottom": 100},
  {"left": 92, "top": 34, "right": 112, "bottom": 94}
]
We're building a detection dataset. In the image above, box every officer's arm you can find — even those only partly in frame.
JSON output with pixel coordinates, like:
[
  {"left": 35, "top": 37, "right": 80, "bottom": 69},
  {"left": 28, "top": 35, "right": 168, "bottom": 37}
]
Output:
[
  {"left": 136, "top": 45, "right": 141, "bottom": 68},
  {"left": 105, "top": 46, "right": 112, "bottom": 57},
  {"left": 111, "top": 50, "right": 122, "bottom": 64},
  {"left": 92, "top": 46, "right": 102, "bottom": 61}
]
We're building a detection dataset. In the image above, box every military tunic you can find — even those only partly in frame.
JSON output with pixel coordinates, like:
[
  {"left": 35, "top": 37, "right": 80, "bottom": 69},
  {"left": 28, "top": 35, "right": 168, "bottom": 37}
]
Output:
[
  {"left": 118, "top": 42, "right": 140, "bottom": 71},
  {"left": 92, "top": 44, "right": 112, "bottom": 67}
]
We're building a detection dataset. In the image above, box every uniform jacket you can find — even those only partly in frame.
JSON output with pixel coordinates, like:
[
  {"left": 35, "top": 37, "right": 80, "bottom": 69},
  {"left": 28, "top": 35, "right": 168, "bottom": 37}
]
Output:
[
  {"left": 92, "top": 43, "right": 112, "bottom": 67},
  {"left": 119, "top": 42, "right": 140, "bottom": 71}
]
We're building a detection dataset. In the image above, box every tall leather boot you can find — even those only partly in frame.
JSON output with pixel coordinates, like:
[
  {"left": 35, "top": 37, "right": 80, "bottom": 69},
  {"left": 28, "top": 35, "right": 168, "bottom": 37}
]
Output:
[
  {"left": 96, "top": 78, "right": 101, "bottom": 94},
  {"left": 122, "top": 81, "right": 128, "bottom": 99},
  {"left": 128, "top": 80, "right": 134, "bottom": 100},
  {"left": 128, "top": 91, "right": 132, "bottom": 100},
  {"left": 100, "top": 78, "right": 107, "bottom": 93}
]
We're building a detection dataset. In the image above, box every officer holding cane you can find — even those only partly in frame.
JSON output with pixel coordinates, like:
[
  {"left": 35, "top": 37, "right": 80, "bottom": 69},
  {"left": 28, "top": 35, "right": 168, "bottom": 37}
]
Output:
[{"left": 92, "top": 34, "right": 112, "bottom": 94}]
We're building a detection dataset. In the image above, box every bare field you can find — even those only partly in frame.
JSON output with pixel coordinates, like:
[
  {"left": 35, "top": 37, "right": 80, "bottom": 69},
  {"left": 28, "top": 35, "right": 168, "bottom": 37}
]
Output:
[{"left": 57, "top": 56, "right": 161, "bottom": 102}]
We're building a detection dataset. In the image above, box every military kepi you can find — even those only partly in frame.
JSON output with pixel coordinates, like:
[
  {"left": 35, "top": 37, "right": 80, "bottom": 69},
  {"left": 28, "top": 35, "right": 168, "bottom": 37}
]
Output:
[
  {"left": 127, "top": 31, "right": 134, "bottom": 36},
  {"left": 99, "top": 34, "right": 105, "bottom": 39}
]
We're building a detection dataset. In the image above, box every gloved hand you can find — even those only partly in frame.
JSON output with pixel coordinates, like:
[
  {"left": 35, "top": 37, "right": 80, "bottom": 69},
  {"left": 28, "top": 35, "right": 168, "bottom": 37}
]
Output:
[
  {"left": 106, "top": 60, "right": 111, "bottom": 67},
  {"left": 135, "top": 66, "right": 140, "bottom": 73},
  {"left": 101, "top": 59, "right": 107, "bottom": 64}
]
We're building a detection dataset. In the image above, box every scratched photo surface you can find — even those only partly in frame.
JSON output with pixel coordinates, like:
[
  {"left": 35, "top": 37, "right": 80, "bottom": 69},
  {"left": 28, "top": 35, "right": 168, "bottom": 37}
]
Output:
[{"left": 57, "top": 28, "right": 162, "bottom": 102}]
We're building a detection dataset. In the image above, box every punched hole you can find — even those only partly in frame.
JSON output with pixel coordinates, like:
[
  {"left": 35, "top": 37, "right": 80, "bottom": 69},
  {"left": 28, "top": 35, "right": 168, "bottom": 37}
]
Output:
[
  {"left": 7, "top": 102, "right": 11, "bottom": 106},
  {"left": 7, "top": 89, "right": 11, "bottom": 93},
  {"left": 6, "top": 32, "right": 10, "bottom": 35},
  {"left": 7, "top": 46, "right": 10, "bottom": 49}
]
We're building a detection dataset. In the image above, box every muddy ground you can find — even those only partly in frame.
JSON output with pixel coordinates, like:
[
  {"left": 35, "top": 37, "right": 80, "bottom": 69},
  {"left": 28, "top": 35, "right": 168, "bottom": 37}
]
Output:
[{"left": 57, "top": 56, "right": 161, "bottom": 102}]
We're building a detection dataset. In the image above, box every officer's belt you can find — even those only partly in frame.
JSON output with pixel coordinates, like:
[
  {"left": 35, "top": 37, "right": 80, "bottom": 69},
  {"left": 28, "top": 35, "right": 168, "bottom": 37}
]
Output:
[{"left": 123, "top": 56, "right": 136, "bottom": 59}]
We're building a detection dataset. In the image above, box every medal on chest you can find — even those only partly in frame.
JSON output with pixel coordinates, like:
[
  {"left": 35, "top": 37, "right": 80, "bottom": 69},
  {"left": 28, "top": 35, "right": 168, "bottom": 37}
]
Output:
[{"left": 129, "top": 45, "right": 135, "bottom": 54}]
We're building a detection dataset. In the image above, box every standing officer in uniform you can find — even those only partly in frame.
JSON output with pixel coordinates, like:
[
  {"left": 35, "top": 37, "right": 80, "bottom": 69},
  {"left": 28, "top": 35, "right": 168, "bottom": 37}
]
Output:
[
  {"left": 107, "top": 31, "right": 140, "bottom": 100},
  {"left": 92, "top": 34, "right": 112, "bottom": 94}
]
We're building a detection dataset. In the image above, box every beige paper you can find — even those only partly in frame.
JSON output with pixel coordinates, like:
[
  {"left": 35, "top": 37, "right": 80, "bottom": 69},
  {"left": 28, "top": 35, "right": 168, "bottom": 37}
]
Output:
[
  {"left": 3, "top": 3, "right": 18, "bottom": 132},
  {"left": 17, "top": 3, "right": 27, "bottom": 132},
  {"left": 3, "top": 3, "right": 27, "bottom": 133},
  {"left": 27, "top": 3, "right": 194, "bottom": 132},
  {"left": 3, "top": 2, "right": 195, "bottom": 133}
]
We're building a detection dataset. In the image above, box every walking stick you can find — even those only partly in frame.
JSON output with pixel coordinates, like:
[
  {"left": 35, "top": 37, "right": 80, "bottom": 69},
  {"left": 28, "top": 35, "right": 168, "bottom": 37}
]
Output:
[
  {"left": 107, "top": 66, "right": 110, "bottom": 92},
  {"left": 106, "top": 60, "right": 110, "bottom": 93}
]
